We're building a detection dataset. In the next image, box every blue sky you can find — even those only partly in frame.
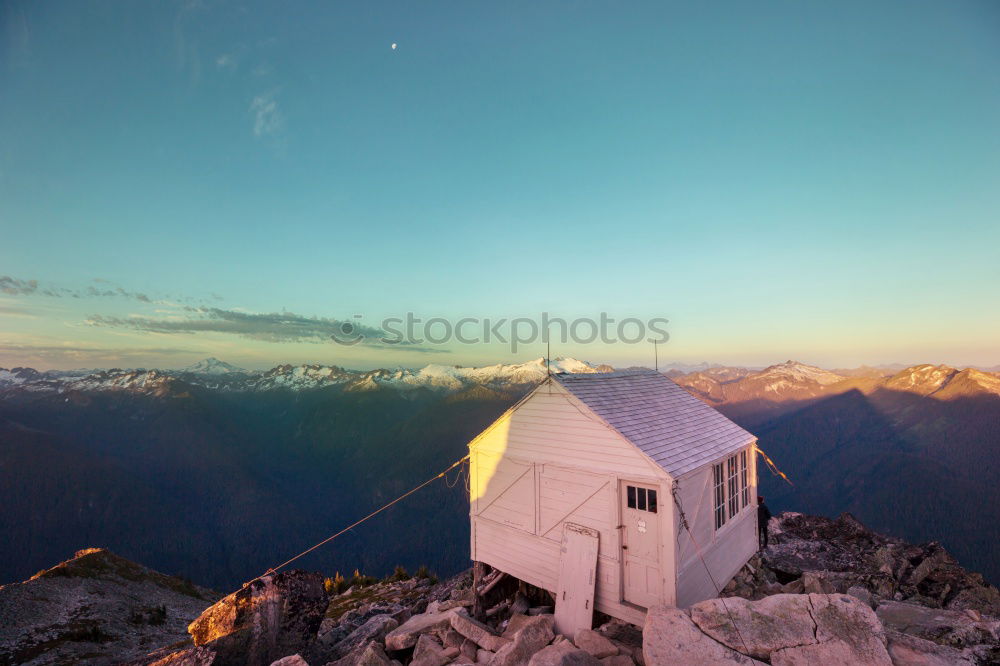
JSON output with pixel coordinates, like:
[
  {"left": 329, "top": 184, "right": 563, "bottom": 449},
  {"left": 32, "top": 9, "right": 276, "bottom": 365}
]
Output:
[{"left": 2, "top": 1, "right": 999, "bottom": 370}]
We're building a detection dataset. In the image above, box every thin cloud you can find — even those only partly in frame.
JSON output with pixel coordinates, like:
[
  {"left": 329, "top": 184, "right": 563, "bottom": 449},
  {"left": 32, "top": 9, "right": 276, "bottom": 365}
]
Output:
[
  {"left": 85, "top": 286, "right": 152, "bottom": 302},
  {"left": 85, "top": 307, "right": 445, "bottom": 352},
  {"left": 0, "top": 343, "right": 195, "bottom": 356},
  {"left": 0, "top": 343, "right": 199, "bottom": 368},
  {"left": 1, "top": 275, "right": 153, "bottom": 302},
  {"left": 215, "top": 53, "right": 237, "bottom": 70},
  {"left": 0, "top": 304, "right": 37, "bottom": 318},
  {"left": 250, "top": 91, "right": 283, "bottom": 137},
  {"left": 0, "top": 276, "right": 39, "bottom": 295}
]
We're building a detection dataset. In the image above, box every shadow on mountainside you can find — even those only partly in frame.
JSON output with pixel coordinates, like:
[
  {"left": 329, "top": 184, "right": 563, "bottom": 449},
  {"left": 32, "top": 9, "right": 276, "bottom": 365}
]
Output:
[{"left": 740, "top": 388, "right": 1000, "bottom": 585}]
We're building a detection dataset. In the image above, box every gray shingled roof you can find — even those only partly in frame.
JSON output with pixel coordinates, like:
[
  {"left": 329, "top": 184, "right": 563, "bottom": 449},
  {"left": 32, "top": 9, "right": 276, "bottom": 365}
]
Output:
[{"left": 554, "top": 369, "right": 755, "bottom": 478}]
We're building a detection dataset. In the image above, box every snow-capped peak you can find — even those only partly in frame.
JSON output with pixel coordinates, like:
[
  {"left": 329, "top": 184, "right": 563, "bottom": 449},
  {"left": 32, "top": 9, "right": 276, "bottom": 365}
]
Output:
[
  {"left": 757, "top": 360, "right": 846, "bottom": 386},
  {"left": 180, "top": 358, "right": 248, "bottom": 375}
]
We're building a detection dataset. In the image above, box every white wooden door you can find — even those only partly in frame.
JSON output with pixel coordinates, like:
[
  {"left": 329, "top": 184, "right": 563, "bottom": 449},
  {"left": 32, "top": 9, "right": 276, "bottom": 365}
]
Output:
[
  {"left": 554, "top": 523, "right": 599, "bottom": 637},
  {"left": 621, "top": 481, "right": 661, "bottom": 608}
]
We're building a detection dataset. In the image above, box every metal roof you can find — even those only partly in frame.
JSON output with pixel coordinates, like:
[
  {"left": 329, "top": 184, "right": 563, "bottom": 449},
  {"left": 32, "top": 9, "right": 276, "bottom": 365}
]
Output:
[{"left": 553, "top": 369, "right": 755, "bottom": 478}]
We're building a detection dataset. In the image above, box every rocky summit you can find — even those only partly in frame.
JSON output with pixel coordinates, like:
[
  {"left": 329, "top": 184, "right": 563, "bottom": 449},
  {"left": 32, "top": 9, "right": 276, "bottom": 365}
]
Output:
[
  {"left": 5, "top": 512, "right": 999, "bottom": 665},
  {"left": 0, "top": 548, "right": 216, "bottom": 666}
]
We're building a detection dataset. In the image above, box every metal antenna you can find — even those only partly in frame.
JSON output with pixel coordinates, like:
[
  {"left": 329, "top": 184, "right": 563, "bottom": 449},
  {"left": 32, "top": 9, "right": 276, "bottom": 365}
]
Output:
[
  {"left": 654, "top": 340, "right": 659, "bottom": 372},
  {"left": 546, "top": 340, "right": 551, "bottom": 377}
]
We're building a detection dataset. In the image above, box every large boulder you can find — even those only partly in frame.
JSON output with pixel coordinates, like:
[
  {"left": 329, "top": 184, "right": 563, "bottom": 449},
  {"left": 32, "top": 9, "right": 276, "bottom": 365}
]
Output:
[
  {"left": 785, "top": 594, "right": 890, "bottom": 665},
  {"left": 690, "top": 594, "right": 816, "bottom": 660},
  {"left": 187, "top": 571, "right": 327, "bottom": 666},
  {"left": 643, "top": 605, "right": 764, "bottom": 665},
  {"left": 647, "top": 594, "right": 891, "bottom": 665}
]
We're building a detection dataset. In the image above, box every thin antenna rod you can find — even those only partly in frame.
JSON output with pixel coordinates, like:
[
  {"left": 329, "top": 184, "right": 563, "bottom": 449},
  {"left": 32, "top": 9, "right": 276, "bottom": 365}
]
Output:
[
  {"left": 654, "top": 340, "right": 659, "bottom": 372},
  {"left": 546, "top": 340, "right": 551, "bottom": 377}
]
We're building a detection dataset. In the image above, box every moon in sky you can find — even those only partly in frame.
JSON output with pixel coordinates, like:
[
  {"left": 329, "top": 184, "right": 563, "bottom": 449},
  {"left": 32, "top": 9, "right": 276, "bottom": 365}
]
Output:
[{"left": 391, "top": 43, "right": 397, "bottom": 50}]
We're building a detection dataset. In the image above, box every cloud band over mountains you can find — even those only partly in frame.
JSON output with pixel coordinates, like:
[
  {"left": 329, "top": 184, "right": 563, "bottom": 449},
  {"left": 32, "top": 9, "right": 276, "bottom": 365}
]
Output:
[
  {"left": 1, "top": 275, "right": 152, "bottom": 302},
  {"left": 86, "top": 307, "right": 435, "bottom": 350}
]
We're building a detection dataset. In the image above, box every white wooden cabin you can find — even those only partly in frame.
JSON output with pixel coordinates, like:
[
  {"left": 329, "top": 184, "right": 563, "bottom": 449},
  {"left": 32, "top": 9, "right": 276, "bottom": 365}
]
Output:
[{"left": 468, "top": 369, "right": 758, "bottom": 626}]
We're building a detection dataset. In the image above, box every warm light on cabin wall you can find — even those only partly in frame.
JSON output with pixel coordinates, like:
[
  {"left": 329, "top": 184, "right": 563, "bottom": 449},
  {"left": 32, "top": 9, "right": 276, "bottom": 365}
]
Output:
[{"left": 469, "top": 417, "right": 512, "bottom": 502}]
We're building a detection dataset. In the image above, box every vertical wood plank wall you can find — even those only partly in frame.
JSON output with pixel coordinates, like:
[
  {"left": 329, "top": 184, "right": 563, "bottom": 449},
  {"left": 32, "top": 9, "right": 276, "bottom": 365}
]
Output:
[{"left": 470, "top": 382, "right": 667, "bottom": 626}]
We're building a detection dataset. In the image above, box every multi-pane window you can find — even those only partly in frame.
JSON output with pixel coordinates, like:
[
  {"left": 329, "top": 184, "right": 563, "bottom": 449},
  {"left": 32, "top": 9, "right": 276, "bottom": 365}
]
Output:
[
  {"left": 626, "top": 485, "right": 657, "bottom": 513},
  {"left": 713, "top": 463, "right": 726, "bottom": 530},
  {"left": 714, "top": 447, "right": 752, "bottom": 531},
  {"left": 727, "top": 455, "right": 739, "bottom": 519},
  {"left": 740, "top": 450, "right": 749, "bottom": 509}
]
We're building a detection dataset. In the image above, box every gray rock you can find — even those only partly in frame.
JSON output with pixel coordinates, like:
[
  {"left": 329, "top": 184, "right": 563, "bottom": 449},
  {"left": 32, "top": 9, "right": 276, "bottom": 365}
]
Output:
[
  {"left": 689, "top": 594, "right": 816, "bottom": 660},
  {"left": 502, "top": 614, "right": 555, "bottom": 641},
  {"left": 572, "top": 630, "right": 618, "bottom": 659},
  {"left": 770, "top": 638, "right": 882, "bottom": 666},
  {"left": 384, "top": 609, "right": 460, "bottom": 651},
  {"left": 491, "top": 615, "right": 556, "bottom": 666},
  {"left": 326, "top": 615, "right": 399, "bottom": 659},
  {"left": 326, "top": 641, "right": 396, "bottom": 666},
  {"left": 800, "top": 571, "right": 835, "bottom": 595},
  {"left": 807, "top": 594, "right": 892, "bottom": 665},
  {"left": 598, "top": 657, "right": 632, "bottom": 666},
  {"left": 846, "top": 585, "right": 875, "bottom": 609},
  {"left": 643, "top": 605, "right": 764, "bottom": 665},
  {"left": 145, "top": 647, "right": 219, "bottom": 666},
  {"left": 781, "top": 579, "right": 804, "bottom": 594},
  {"left": 876, "top": 600, "right": 1000, "bottom": 649},
  {"left": 188, "top": 570, "right": 327, "bottom": 666},
  {"left": 459, "top": 638, "right": 478, "bottom": 662},
  {"left": 450, "top": 611, "right": 511, "bottom": 652},
  {"left": 884, "top": 629, "right": 977, "bottom": 666},
  {"left": 510, "top": 594, "right": 530, "bottom": 617},
  {"left": 528, "top": 607, "right": 554, "bottom": 616},
  {"left": 528, "top": 642, "right": 602, "bottom": 666},
  {"left": 412, "top": 634, "right": 450, "bottom": 666},
  {"left": 476, "top": 648, "right": 494, "bottom": 663},
  {"left": 270, "top": 656, "right": 309, "bottom": 666}
]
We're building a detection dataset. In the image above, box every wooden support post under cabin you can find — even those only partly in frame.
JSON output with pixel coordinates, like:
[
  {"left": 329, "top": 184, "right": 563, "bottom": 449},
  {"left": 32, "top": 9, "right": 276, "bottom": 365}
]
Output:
[{"left": 472, "top": 561, "right": 487, "bottom": 620}]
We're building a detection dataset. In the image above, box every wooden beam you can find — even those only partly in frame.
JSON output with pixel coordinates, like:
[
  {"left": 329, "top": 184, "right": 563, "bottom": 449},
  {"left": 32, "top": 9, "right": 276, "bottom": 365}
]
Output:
[{"left": 472, "top": 561, "right": 488, "bottom": 620}]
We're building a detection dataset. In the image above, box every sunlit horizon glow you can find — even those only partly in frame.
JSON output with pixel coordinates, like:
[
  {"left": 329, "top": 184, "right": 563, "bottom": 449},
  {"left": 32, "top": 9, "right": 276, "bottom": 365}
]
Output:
[{"left": 2, "top": 2, "right": 999, "bottom": 372}]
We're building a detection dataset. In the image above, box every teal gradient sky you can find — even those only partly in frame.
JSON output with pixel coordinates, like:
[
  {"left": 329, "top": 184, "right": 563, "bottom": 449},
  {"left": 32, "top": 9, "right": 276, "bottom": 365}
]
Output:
[{"left": 2, "top": 1, "right": 999, "bottom": 370}]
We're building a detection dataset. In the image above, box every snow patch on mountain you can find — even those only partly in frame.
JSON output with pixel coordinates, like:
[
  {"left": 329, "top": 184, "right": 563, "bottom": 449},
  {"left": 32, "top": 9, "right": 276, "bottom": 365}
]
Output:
[
  {"left": 180, "top": 357, "right": 249, "bottom": 375},
  {"left": 0, "top": 357, "right": 607, "bottom": 396},
  {"left": 757, "top": 360, "right": 847, "bottom": 387}
]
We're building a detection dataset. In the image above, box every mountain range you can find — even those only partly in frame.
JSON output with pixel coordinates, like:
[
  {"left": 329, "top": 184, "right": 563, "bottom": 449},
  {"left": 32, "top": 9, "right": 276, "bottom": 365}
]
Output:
[{"left": 1, "top": 357, "right": 998, "bottom": 590}]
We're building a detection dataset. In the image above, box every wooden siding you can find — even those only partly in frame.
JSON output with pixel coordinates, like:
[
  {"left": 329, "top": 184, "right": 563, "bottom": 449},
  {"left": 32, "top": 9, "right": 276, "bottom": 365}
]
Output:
[
  {"left": 474, "top": 517, "right": 647, "bottom": 627},
  {"left": 469, "top": 380, "right": 755, "bottom": 622},
  {"left": 672, "top": 445, "right": 758, "bottom": 607}
]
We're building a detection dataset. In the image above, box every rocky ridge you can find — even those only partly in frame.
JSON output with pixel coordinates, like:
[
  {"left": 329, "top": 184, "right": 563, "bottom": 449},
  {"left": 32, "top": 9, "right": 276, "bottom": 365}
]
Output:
[
  {"left": 0, "top": 548, "right": 216, "bottom": 666},
  {"left": 0, "top": 358, "right": 609, "bottom": 397},
  {"left": 124, "top": 513, "right": 998, "bottom": 666}
]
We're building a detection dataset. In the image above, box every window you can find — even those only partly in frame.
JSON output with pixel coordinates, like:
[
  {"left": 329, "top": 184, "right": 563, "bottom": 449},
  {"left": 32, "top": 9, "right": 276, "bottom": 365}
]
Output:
[
  {"left": 713, "top": 463, "right": 726, "bottom": 530},
  {"left": 714, "top": 447, "right": 752, "bottom": 531},
  {"left": 727, "top": 455, "right": 739, "bottom": 519},
  {"left": 626, "top": 485, "right": 657, "bottom": 513},
  {"left": 740, "top": 450, "right": 749, "bottom": 509}
]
